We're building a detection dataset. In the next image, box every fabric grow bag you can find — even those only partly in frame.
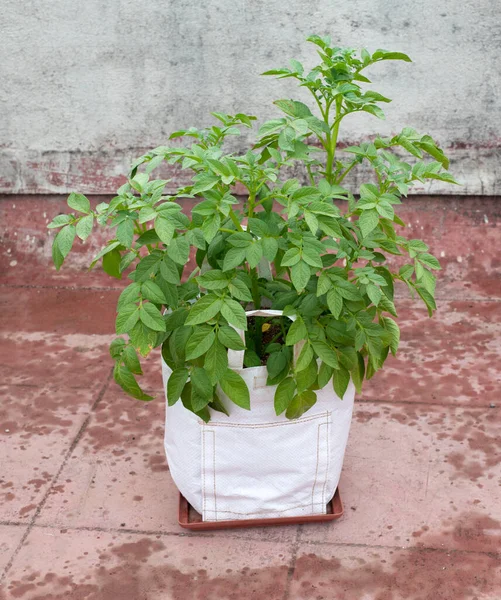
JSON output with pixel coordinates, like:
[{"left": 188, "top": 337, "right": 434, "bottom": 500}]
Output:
[{"left": 162, "top": 310, "right": 355, "bottom": 522}]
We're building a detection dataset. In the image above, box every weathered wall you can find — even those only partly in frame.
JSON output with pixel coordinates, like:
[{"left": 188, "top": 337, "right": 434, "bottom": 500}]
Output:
[{"left": 2, "top": 0, "right": 500, "bottom": 195}]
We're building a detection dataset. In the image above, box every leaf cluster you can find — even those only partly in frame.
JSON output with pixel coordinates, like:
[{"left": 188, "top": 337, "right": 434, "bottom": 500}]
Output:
[{"left": 48, "top": 35, "right": 456, "bottom": 420}]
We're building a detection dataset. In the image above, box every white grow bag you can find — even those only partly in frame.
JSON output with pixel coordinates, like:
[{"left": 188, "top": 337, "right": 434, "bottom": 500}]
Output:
[{"left": 162, "top": 309, "right": 355, "bottom": 522}]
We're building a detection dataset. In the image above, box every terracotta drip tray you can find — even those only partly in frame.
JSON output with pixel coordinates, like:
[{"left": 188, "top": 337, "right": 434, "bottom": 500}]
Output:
[{"left": 178, "top": 488, "right": 343, "bottom": 530}]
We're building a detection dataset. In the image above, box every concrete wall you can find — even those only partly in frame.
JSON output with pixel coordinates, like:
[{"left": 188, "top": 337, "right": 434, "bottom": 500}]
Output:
[{"left": 2, "top": 0, "right": 500, "bottom": 195}]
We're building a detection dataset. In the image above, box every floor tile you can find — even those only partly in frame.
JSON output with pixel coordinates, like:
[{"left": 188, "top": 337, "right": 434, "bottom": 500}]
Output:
[
  {"left": 301, "top": 403, "right": 501, "bottom": 552},
  {"left": 0, "top": 526, "right": 27, "bottom": 574},
  {"left": 289, "top": 540, "right": 501, "bottom": 600},
  {"left": 362, "top": 300, "right": 501, "bottom": 406},
  {"left": 0, "top": 385, "right": 93, "bottom": 522},
  {"left": 37, "top": 386, "right": 296, "bottom": 544},
  {"left": 1, "top": 527, "right": 292, "bottom": 599}
]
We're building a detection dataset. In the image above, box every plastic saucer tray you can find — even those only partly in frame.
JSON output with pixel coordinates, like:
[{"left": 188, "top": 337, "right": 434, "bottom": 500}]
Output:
[{"left": 178, "top": 487, "right": 343, "bottom": 530}]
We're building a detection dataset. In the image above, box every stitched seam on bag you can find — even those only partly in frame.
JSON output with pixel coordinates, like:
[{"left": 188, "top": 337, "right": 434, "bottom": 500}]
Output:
[
  {"left": 311, "top": 423, "right": 322, "bottom": 512},
  {"left": 203, "top": 502, "right": 327, "bottom": 516},
  {"left": 207, "top": 412, "right": 328, "bottom": 429},
  {"left": 321, "top": 412, "right": 331, "bottom": 507},
  {"left": 253, "top": 375, "right": 268, "bottom": 389},
  {"left": 204, "top": 411, "right": 332, "bottom": 518},
  {"left": 211, "top": 430, "right": 217, "bottom": 521},
  {"left": 202, "top": 427, "right": 206, "bottom": 519}
]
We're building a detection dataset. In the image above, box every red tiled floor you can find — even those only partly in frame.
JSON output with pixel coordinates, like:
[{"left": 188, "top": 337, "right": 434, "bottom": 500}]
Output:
[
  {"left": 362, "top": 299, "right": 501, "bottom": 406},
  {"left": 0, "top": 527, "right": 27, "bottom": 573},
  {"left": 289, "top": 541, "right": 501, "bottom": 600},
  {"left": 1, "top": 528, "right": 292, "bottom": 600},
  {"left": 303, "top": 403, "right": 501, "bottom": 550},
  {"left": 1, "top": 195, "right": 500, "bottom": 599},
  {"left": 0, "top": 385, "right": 95, "bottom": 522}
]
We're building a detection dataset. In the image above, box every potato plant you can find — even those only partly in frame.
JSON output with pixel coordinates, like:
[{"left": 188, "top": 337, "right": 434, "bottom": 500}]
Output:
[{"left": 49, "top": 35, "right": 456, "bottom": 421}]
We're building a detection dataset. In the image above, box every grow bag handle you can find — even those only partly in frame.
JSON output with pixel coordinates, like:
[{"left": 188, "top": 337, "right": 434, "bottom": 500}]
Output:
[{"left": 227, "top": 309, "right": 302, "bottom": 370}]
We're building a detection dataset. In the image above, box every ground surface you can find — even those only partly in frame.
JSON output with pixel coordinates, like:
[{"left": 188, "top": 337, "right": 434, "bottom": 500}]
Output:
[{"left": 0, "top": 195, "right": 500, "bottom": 599}]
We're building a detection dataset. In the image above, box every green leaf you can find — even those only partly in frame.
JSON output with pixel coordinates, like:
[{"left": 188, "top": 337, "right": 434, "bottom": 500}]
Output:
[
  {"left": 168, "top": 236, "right": 190, "bottom": 265},
  {"left": 54, "top": 224, "right": 76, "bottom": 261},
  {"left": 351, "top": 352, "right": 365, "bottom": 393},
  {"left": 382, "top": 316, "right": 400, "bottom": 356},
  {"left": 274, "top": 99, "right": 312, "bottom": 118},
  {"left": 327, "top": 288, "right": 343, "bottom": 318},
  {"left": 366, "top": 284, "right": 382, "bottom": 306},
  {"left": 223, "top": 247, "right": 246, "bottom": 271},
  {"left": 221, "top": 298, "right": 247, "bottom": 331},
  {"left": 416, "top": 286, "right": 437, "bottom": 317},
  {"left": 139, "top": 303, "right": 166, "bottom": 331},
  {"left": 261, "top": 237, "right": 279, "bottom": 261},
  {"left": 244, "top": 350, "right": 261, "bottom": 367},
  {"left": 141, "top": 280, "right": 167, "bottom": 304},
  {"left": 267, "top": 351, "right": 287, "bottom": 378},
  {"left": 286, "top": 317, "right": 307, "bottom": 345},
  {"left": 286, "top": 390, "right": 317, "bottom": 419},
  {"left": 197, "top": 270, "right": 229, "bottom": 290},
  {"left": 135, "top": 253, "right": 162, "bottom": 282},
  {"left": 185, "top": 326, "right": 216, "bottom": 360},
  {"left": 359, "top": 209, "right": 379, "bottom": 237},
  {"left": 190, "top": 367, "right": 213, "bottom": 400},
  {"left": 122, "top": 345, "right": 142, "bottom": 375},
  {"left": 110, "top": 338, "right": 126, "bottom": 360},
  {"left": 296, "top": 358, "right": 318, "bottom": 392},
  {"left": 219, "top": 369, "right": 250, "bottom": 409},
  {"left": 102, "top": 248, "right": 122, "bottom": 279},
  {"left": 167, "top": 368, "right": 189, "bottom": 406},
  {"left": 76, "top": 215, "right": 94, "bottom": 241},
  {"left": 228, "top": 278, "right": 253, "bottom": 302},
  {"left": 210, "top": 392, "right": 229, "bottom": 416},
  {"left": 333, "top": 366, "right": 351, "bottom": 399},
  {"left": 374, "top": 50, "right": 412, "bottom": 62},
  {"left": 185, "top": 295, "right": 223, "bottom": 325},
  {"left": 246, "top": 241, "right": 263, "bottom": 269},
  {"left": 317, "top": 272, "right": 332, "bottom": 296},
  {"left": 155, "top": 215, "right": 176, "bottom": 245},
  {"left": 274, "top": 377, "right": 296, "bottom": 415},
  {"left": 67, "top": 192, "right": 90, "bottom": 214},
  {"left": 317, "top": 362, "right": 333, "bottom": 388},
  {"left": 191, "top": 174, "right": 220, "bottom": 195},
  {"left": 48, "top": 214, "right": 72, "bottom": 229},
  {"left": 302, "top": 246, "right": 323, "bottom": 269},
  {"left": 311, "top": 341, "right": 339, "bottom": 369},
  {"left": 280, "top": 248, "right": 301, "bottom": 267},
  {"left": 138, "top": 206, "right": 158, "bottom": 224},
  {"left": 51, "top": 237, "right": 65, "bottom": 270},
  {"left": 296, "top": 343, "right": 314, "bottom": 372},
  {"left": 160, "top": 255, "right": 181, "bottom": 285},
  {"left": 218, "top": 325, "right": 245, "bottom": 350},
  {"left": 418, "top": 253, "right": 441, "bottom": 270},
  {"left": 116, "top": 219, "right": 134, "bottom": 248},
  {"left": 114, "top": 363, "right": 153, "bottom": 401},
  {"left": 130, "top": 320, "right": 157, "bottom": 357},
  {"left": 115, "top": 302, "right": 140, "bottom": 334},
  {"left": 333, "top": 279, "right": 362, "bottom": 301},
  {"left": 290, "top": 261, "right": 311, "bottom": 292},
  {"left": 204, "top": 338, "right": 228, "bottom": 384},
  {"left": 179, "top": 382, "right": 210, "bottom": 421}
]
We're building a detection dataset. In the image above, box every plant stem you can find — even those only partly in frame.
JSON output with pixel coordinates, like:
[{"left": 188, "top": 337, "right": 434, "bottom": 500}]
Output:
[
  {"left": 337, "top": 159, "right": 358, "bottom": 184},
  {"left": 326, "top": 97, "right": 343, "bottom": 184},
  {"left": 228, "top": 208, "right": 244, "bottom": 232}
]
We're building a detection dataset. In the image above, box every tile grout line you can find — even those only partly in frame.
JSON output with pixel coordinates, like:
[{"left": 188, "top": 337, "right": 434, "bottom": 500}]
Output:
[
  {"left": 0, "top": 519, "right": 498, "bottom": 561},
  {"left": 0, "top": 368, "right": 114, "bottom": 584},
  {"left": 282, "top": 524, "right": 302, "bottom": 600}
]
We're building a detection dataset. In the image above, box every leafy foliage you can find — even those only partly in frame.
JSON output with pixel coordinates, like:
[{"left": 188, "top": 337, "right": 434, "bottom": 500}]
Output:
[{"left": 49, "top": 35, "right": 456, "bottom": 420}]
